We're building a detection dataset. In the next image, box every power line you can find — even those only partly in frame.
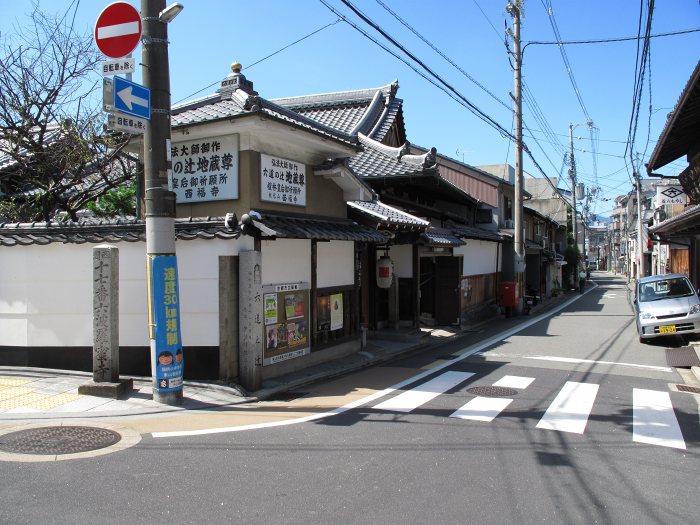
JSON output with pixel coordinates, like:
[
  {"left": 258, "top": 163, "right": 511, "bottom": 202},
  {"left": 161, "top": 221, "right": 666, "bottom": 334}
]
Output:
[
  {"left": 173, "top": 18, "right": 341, "bottom": 105},
  {"left": 524, "top": 26, "right": 700, "bottom": 46},
  {"left": 373, "top": 0, "right": 512, "bottom": 112},
  {"left": 324, "top": 0, "right": 516, "bottom": 140},
  {"left": 541, "top": 0, "right": 592, "bottom": 122}
]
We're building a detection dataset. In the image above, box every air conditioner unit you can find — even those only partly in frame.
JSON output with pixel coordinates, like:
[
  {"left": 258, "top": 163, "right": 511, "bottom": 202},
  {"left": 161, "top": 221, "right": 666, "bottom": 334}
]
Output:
[{"left": 504, "top": 219, "right": 514, "bottom": 229}]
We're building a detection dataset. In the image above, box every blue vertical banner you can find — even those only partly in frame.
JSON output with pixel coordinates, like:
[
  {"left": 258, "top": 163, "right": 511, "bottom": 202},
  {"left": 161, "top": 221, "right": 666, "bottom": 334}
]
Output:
[{"left": 151, "top": 255, "right": 184, "bottom": 393}]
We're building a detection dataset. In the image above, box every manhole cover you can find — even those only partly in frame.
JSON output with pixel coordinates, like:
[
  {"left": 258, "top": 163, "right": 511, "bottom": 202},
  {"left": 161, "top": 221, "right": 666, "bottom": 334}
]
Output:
[
  {"left": 0, "top": 426, "right": 121, "bottom": 455},
  {"left": 677, "top": 384, "right": 700, "bottom": 395},
  {"left": 466, "top": 386, "right": 519, "bottom": 397}
]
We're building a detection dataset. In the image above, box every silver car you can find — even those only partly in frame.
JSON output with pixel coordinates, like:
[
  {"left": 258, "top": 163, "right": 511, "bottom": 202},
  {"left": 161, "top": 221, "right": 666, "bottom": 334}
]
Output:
[{"left": 635, "top": 273, "right": 700, "bottom": 342}]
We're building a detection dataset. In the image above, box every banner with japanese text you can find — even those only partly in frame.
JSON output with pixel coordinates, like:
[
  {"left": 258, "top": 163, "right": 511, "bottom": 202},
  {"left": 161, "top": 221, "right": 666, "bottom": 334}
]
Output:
[{"left": 151, "top": 256, "right": 184, "bottom": 392}]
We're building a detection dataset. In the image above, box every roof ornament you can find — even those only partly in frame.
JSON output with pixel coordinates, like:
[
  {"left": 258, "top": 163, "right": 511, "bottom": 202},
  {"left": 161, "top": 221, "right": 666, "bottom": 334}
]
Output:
[
  {"left": 422, "top": 147, "right": 438, "bottom": 168},
  {"left": 397, "top": 141, "right": 411, "bottom": 159},
  {"left": 216, "top": 60, "right": 258, "bottom": 97}
]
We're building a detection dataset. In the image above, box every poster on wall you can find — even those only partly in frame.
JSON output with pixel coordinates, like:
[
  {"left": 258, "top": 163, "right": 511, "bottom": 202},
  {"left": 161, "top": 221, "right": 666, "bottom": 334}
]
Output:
[
  {"left": 262, "top": 283, "right": 310, "bottom": 365},
  {"left": 260, "top": 153, "right": 306, "bottom": 206},
  {"left": 330, "top": 293, "right": 343, "bottom": 331},
  {"left": 169, "top": 134, "right": 239, "bottom": 203}
]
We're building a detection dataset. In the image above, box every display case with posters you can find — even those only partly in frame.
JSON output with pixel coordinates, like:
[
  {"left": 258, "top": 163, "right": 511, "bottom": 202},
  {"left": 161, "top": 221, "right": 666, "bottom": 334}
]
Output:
[{"left": 262, "top": 282, "right": 310, "bottom": 365}]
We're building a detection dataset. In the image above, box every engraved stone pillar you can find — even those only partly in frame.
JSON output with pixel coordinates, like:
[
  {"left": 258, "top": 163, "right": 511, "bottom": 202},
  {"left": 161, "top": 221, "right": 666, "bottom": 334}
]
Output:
[
  {"left": 79, "top": 244, "right": 132, "bottom": 398},
  {"left": 93, "top": 244, "right": 119, "bottom": 381},
  {"left": 239, "top": 250, "right": 263, "bottom": 392}
]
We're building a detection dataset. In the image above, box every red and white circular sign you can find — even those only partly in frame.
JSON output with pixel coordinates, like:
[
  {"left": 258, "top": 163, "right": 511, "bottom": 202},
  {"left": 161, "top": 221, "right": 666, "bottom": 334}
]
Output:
[{"left": 94, "top": 2, "right": 142, "bottom": 59}]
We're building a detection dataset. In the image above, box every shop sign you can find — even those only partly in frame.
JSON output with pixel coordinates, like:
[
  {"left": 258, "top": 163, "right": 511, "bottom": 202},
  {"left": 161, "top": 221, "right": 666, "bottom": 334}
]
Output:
[
  {"left": 260, "top": 153, "right": 306, "bottom": 206},
  {"left": 169, "top": 134, "right": 239, "bottom": 203},
  {"left": 656, "top": 185, "right": 687, "bottom": 205}
]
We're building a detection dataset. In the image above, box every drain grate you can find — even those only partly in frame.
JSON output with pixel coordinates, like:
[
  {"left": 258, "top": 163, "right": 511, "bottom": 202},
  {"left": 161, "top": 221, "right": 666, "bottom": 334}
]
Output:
[
  {"left": 665, "top": 347, "right": 700, "bottom": 368},
  {"left": 676, "top": 384, "right": 700, "bottom": 395},
  {"left": 467, "top": 386, "right": 519, "bottom": 397},
  {"left": 0, "top": 426, "right": 121, "bottom": 455}
]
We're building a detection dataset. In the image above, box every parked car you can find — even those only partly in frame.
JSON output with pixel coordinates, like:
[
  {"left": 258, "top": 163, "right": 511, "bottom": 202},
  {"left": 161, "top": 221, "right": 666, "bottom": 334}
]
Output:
[{"left": 634, "top": 273, "right": 700, "bottom": 342}]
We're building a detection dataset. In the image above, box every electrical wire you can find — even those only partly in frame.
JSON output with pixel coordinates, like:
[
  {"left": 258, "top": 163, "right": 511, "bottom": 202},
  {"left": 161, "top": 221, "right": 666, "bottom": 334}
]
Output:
[
  {"left": 328, "top": 0, "right": 515, "bottom": 140},
  {"left": 524, "top": 26, "right": 700, "bottom": 46},
  {"left": 373, "top": 0, "right": 512, "bottom": 112},
  {"left": 173, "top": 18, "right": 341, "bottom": 105}
]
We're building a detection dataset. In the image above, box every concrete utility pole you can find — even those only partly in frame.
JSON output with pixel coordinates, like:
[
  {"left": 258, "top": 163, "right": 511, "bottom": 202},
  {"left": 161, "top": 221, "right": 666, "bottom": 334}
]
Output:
[
  {"left": 568, "top": 124, "right": 579, "bottom": 281},
  {"left": 142, "top": 0, "right": 184, "bottom": 405},
  {"left": 506, "top": 0, "right": 524, "bottom": 313},
  {"left": 635, "top": 171, "right": 646, "bottom": 279}
]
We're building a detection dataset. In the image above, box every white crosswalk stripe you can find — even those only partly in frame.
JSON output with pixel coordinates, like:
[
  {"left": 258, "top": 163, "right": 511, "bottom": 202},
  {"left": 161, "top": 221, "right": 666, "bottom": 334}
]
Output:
[
  {"left": 633, "top": 388, "right": 686, "bottom": 450},
  {"left": 536, "top": 381, "right": 599, "bottom": 434},
  {"left": 373, "top": 371, "right": 474, "bottom": 413},
  {"left": 450, "top": 375, "right": 534, "bottom": 422},
  {"left": 371, "top": 371, "right": 688, "bottom": 449}
]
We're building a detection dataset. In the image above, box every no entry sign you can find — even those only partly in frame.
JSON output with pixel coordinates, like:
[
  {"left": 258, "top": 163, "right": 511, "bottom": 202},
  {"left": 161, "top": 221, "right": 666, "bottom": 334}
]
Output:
[{"left": 94, "top": 2, "right": 142, "bottom": 59}]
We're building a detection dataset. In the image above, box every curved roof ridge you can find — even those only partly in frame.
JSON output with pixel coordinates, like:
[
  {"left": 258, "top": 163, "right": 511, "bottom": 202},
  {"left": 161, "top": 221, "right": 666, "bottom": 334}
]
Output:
[
  {"left": 349, "top": 89, "right": 384, "bottom": 136},
  {"left": 271, "top": 81, "right": 398, "bottom": 108}
]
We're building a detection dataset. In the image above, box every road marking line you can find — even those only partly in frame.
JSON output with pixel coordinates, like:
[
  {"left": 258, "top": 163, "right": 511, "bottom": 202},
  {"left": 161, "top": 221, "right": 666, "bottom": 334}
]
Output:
[
  {"left": 451, "top": 397, "right": 513, "bottom": 422},
  {"left": 480, "top": 353, "right": 673, "bottom": 373},
  {"left": 152, "top": 293, "right": 585, "bottom": 438},
  {"left": 633, "top": 388, "right": 686, "bottom": 450},
  {"left": 373, "top": 371, "right": 474, "bottom": 413},
  {"left": 493, "top": 375, "right": 535, "bottom": 389},
  {"left": 537, "top": 381, "right": 599, "bottom": 434}
]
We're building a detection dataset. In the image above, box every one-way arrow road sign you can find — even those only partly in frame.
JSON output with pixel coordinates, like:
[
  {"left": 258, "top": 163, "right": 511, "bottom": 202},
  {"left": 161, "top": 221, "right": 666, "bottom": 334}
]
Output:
[{"left": 112, "top": 76, "right": 150, "bottom": 120}]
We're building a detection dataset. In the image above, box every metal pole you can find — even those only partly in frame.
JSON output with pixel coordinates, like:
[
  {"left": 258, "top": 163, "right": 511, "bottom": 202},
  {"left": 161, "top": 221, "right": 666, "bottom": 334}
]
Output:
[
  {"left": 507, "top": 1, "right": 524, "bottom": 314},
  {"left": 142, "top": 0, "right": 182, "bottom": 405}
]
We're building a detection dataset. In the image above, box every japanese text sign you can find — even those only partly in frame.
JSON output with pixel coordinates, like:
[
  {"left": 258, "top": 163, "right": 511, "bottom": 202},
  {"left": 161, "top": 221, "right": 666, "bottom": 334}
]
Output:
[{"left": 169, "top": 134, "right": 239, "bottom": 203}]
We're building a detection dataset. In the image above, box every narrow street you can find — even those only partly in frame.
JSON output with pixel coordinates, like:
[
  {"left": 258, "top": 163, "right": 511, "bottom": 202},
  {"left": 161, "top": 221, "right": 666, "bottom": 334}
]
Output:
[{"left": 2, "top": 273, "right": 698, "bottom": 524}]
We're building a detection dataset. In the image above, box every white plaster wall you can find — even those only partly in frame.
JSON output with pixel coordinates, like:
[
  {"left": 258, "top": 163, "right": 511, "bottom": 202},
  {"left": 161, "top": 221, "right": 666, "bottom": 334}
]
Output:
[
  {"left": 317, "top": 241, "right": 354, "bottom": 288},
  {"left": 261, "top": 239, "right": 311, "bottom": 286},
  {"left": 454, "top": 241, "right": 500, "bottom": 276},
  {"left": 387, "top": 245, "right": 413, "bottom": 278},
  {"left": 0, "top": 236, "right": 254, "bottom": 347}
]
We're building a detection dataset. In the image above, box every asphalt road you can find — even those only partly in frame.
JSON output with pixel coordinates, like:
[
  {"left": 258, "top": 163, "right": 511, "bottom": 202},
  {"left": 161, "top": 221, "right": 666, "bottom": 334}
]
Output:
[{"left": 2, "top": 273, "right": 698, "bottom": 524}]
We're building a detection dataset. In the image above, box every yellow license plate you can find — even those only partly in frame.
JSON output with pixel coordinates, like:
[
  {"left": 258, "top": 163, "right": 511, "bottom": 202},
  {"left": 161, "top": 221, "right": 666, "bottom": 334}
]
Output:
[{"left": 659, "top": 325, "right": 677, "bottom": 334}]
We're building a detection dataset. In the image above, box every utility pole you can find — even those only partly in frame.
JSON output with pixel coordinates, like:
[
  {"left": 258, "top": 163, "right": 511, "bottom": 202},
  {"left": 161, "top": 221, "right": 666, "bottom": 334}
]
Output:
[
  {"left": 568, "top": 124, "right": 579, "bottom": 282},
  {"left": 142, "top": 0, "right": 184, "bottom": 405},
  {"left": 635, "top": 170, "right": 645, "bottom": 279},
  {"left": 506, "top": 0, "right": 524, "bottom": 313}
]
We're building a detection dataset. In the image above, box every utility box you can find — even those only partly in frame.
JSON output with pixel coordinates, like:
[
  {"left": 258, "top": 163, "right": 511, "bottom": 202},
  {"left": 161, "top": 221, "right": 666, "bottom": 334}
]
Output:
[{"left": 500, "top": 281, "right": 517, "bottom": 308}]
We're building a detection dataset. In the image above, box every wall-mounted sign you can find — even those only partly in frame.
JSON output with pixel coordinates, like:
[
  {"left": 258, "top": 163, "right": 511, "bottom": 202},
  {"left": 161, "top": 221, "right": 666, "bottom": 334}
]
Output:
[
  {"left": 169, "top": 134, "right": 239, "bottom": 203},
  {"left": 262, "top": 282, "right": 310, "bottom": 366},
  {"left": 656, "top": 185, "right": 687, "bottom": 205},
  {"left": 260, "top": 153, "right": 306, "bottom": 207}
]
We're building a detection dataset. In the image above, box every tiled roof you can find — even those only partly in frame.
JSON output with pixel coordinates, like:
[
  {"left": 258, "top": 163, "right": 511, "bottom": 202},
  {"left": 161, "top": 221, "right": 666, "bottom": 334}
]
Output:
[
  {"left": 248, "top": 210, "right": 388, "bottom": 243},
  {"left": 272, "top": 82, "right": 400, "bottom": 139},
  {"left": 420, "top": 228, "right": 465, "bottom": 247},
  {"left": 449, "top": 223, "right": 504, "bottom": 242},
  {"left": 171, "top": 84, "right": 358, "bottom": 149},
  {"left": 0, "top": 217, "right": 236, "bottom": 247},
  {"left": 348, "top": 133, "right": 436, "bottom": 179},
  {"left": 347, "top": 200, "right": 429, "bottom": 229}
]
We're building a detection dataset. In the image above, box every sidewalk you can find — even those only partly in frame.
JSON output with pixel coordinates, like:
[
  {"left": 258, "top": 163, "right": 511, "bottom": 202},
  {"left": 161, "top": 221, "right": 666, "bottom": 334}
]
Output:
[{"left": 0, "top": 288, "right": 580, "bottom": 422}]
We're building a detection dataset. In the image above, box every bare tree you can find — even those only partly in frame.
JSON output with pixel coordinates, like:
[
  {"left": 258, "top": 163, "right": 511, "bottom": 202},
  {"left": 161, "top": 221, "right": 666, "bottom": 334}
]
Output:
[{"left": 0, "top": 2, "right": 135, "bottom": 222}]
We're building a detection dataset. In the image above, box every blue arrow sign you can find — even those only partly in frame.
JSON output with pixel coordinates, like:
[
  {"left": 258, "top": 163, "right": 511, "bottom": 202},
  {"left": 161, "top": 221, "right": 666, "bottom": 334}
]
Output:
[{"left": 113, "top": 76, "right": 150, "bottom": 120}]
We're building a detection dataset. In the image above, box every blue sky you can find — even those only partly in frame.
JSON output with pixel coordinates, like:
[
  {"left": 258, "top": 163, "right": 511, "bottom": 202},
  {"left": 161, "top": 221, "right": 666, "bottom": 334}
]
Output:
[{"left": 2, "top": 0, "right": 699, "bottom": 219}]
